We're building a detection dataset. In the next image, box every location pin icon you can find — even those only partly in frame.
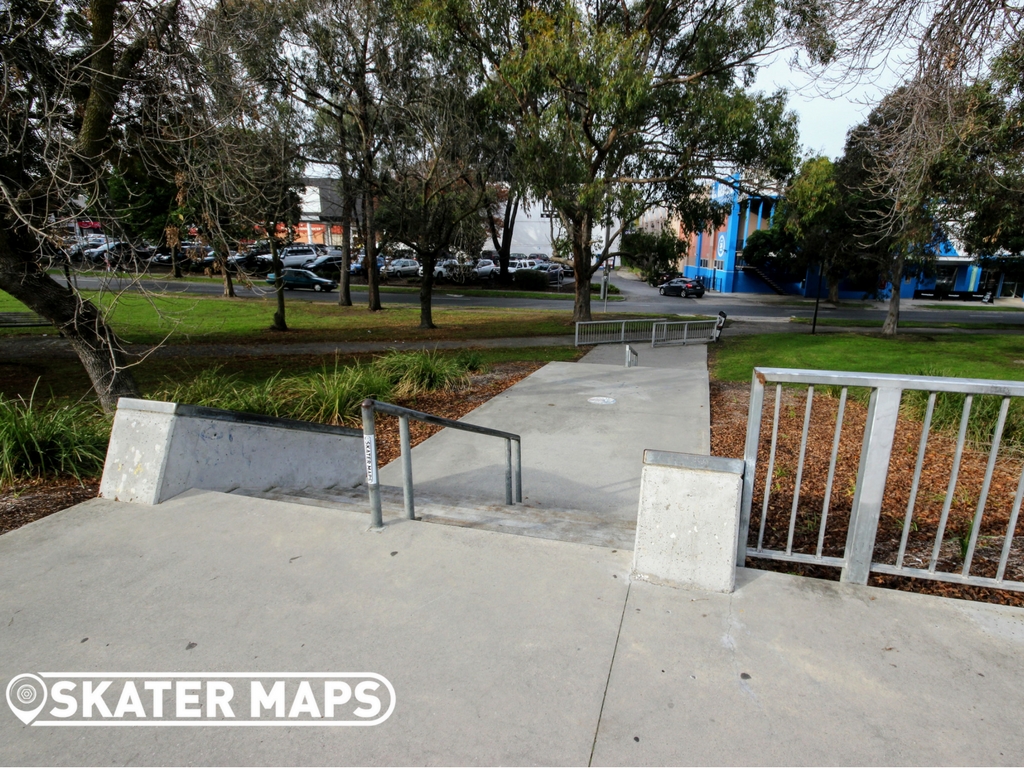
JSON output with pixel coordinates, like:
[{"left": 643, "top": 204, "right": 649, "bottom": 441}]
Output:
[{"left": 6, "top": 674, "right": 47, "bottom": 725}]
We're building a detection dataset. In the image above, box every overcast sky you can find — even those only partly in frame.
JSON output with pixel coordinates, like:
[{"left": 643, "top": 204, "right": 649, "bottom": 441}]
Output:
[{"left": 754, "top": 54, "right": 899, "bottom": 160}]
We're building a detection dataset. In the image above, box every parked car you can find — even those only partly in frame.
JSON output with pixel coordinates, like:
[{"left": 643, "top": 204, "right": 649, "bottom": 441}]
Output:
[
  {"left": 350, "top": 254, "right": 385, "bottom": 276},
  {"left": 303, "top": 252, "right": 348, "bottom": 274},
  {"left": 83, "top": 241, "right": 141, "bottom": 268},
  {"left": 508, "top": 258, "right": 539, "bottom": 273},
  {"left": 265, "top": 268, "right": 337, "bottom": 292},
  {"left": 474, "top": 259, "right": 498, "bottom": 279},
  {"left": 658, "top": 276, "right": 705, "bottom": 298},
  {"left": 533, "top": 262, "right": 565, "bottom": 286},
  {"left": 386, "top": 258, "right": 420, "bottom": 278},
  {"left": 279, "top": 244, "right": 321, "bottom": 268}
]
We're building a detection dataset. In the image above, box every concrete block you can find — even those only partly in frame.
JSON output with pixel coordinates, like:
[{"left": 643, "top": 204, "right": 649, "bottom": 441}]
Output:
[
  {"left": 632, "top": 450, "right": 744, "bottom": 593},
  {"left": 100, "top": 398, "right": 364, "bottom": 504}
]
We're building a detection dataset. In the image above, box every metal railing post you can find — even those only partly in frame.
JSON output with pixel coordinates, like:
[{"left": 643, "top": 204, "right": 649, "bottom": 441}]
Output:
[
  {"left": 399, "top": 414, "right": 415, "bottom": 520},
  {"left": 737, "top": 370, "right": 765, "bottom": 564},
  {"left": 504, "top": 438, "right": 513, "bottom": 505},
  {"left": 361, "top": 399, "right": 383, "bottom": 529},
  {"left": 840, "top": 386, "right": 902, "bottom": 584},
  {"left": 514, "top": 438, "right": 522, "bottom": 502}
]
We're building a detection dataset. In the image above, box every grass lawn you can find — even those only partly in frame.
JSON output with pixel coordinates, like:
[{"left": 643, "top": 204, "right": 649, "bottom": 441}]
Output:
[
  {"left": 790, "top": 317, "right": 1024, "bottom": 330},
  {"left": 1, "top": 291, "right": 588, "bottom": 345},
  {"left": 711, "top": 332, "right": 1024, "bottom": 383}
]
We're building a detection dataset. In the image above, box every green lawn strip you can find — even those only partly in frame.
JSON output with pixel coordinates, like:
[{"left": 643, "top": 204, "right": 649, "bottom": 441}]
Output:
[
  {"left": 789, "top": 317, "right": 1024, "bottom": 330},
  {"left": 916, "top": 303, "right": 1024, "bottom": 312},
  {"left": 710, "top": 332, "right": 1024, "bottom": 383}
]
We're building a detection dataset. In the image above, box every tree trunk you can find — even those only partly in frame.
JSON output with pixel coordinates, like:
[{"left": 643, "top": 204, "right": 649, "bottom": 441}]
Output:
[
  {"left": 217, "top": 248, "right": 235, "bottom": 297},
  {"left": 490, "top": 194, "right": 519, "bottom": 284},
  {"left": 419, "top": 252, "right": 437, "bottom": 329},
  {"left": 172, "top": 243, "right": 182, "bottom": 279},
  {"left": 270, "top": 236, "right": 287, "bottom": 331},
  {"left": 0, "top": 226, "right": 140, "bottom": 412},
  {"left": 828, "top": 273, "right": 840, "bottom": 303},
  {"left": 338, "top": 198, "right": 352, "bottom": 307},
  {"left": 365, "top": 192, "right": 382, "bottom": 311},
  {"left": 569, "top": 216, "right": 593, "bottom": 322},
  {"left": 881, "top": 253, "right": 904, "bottom": 337}
]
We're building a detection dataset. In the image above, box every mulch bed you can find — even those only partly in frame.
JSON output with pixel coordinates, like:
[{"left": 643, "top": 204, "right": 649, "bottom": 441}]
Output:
[
  {"left": 0, "top": 478, "right": 100, "bottom": 536},
  {"left": 712, "top": 380, "right": 1024, "bottom": 606},
  {"left": 0, "top": 361, "right": 542, "bottom": 538}
]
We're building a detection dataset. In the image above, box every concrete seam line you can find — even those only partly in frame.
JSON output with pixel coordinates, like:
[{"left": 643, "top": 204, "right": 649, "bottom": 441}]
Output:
[{"left": 588, "top": 580, "right": 631, "bottom": 767}]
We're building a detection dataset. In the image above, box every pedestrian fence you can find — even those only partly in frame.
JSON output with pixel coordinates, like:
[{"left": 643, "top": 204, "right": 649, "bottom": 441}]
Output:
[
  {"left": 575, "top": 312, "right": 727, "bottom": 347},
  {"left": 739, "top": 367, "right": 1024, "bottom": 592}
]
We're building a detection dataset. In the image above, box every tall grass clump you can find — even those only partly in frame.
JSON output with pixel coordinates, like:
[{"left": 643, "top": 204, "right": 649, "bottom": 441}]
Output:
[
  {"left": 901, "top": 367, "right": 1024, "bottom": 455},
  {"left": 158, "top": 367, "right": 287, "bottom": 417},
  {"left": 0, "top": 393, "right": 110, "bottom": 487},
  {"left": 371, "top": 350, "right": 471, "bottom": 396},
  {"left": 291, "top": 364, "right": 395, "bottom": 426}
]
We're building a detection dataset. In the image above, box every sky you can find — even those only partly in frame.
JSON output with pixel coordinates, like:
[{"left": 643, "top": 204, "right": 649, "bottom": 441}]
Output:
[{"left": 754, "top": 54, "right": 899, "bottom": 160}]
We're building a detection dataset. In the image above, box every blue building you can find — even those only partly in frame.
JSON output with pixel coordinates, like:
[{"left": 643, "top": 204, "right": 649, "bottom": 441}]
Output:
[{"left": 680, "top": 180, "right": 1008, "bottom": 299}]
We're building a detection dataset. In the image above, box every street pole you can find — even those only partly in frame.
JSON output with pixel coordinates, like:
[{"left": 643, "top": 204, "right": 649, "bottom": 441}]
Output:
[{"left": 811, "top": 264, "right": 823, "bottom": 335}]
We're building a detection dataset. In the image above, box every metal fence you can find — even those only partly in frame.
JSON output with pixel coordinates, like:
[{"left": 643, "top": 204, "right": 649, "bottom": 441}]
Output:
[
  {"left": 360, "top": 398, "right": 522, "bottom": 529},
  {"left": 651, "top": 313, "right": 727, "bottom": 347},
  {"left": 574, "top": 318, "right": 668, "bottom": 346},
  {"left": 575, "top": 312, "right": 726, "bottom": 347},
  {"left": 739, "top": 367, "right": 1024, "bottom": 592}
]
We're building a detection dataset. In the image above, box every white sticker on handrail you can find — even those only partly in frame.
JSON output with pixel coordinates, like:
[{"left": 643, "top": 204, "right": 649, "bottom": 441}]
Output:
[{"left": 363, "top": 435, "right": 377, "bottom": 485}]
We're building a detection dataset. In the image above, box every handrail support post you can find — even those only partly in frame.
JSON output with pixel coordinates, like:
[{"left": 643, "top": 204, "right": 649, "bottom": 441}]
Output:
[
  {"left": 399, "top": 414, "right": 415, "bottom": 520},
  {"left": 361, "top": 399, "right": 384, "bottom": 530},
  {"left": 514, "top": 438, "right": 522, "bottom": 503}
]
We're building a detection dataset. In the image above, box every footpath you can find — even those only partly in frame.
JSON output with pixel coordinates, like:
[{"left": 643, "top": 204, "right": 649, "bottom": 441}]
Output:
[{"left": 2, "top": 345, "right": 1023, "bottom": 765}]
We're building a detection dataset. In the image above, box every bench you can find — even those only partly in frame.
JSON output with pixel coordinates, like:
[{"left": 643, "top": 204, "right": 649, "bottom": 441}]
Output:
[{"left": 0, "top": 312, "right": 50, "bottom": 327}]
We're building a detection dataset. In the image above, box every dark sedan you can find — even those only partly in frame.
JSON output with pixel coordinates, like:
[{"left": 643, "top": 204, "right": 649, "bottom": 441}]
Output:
[
  {"left": 266, "top": 268, "right": 337, "bottom": 292},
  {"left": 658, "top": 277, "right": 705, "bottom": 298}
]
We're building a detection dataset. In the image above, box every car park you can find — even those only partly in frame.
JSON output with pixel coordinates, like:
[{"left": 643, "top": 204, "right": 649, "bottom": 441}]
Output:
[
  {"left": 83, "top": 241, "right": 142, "bottom": 267},
  {"left": 658, "top": 276, "right": 705, "bottom": 297},
  {"left": 508, "top": 258, "right": 538, "bottom": 273},
  {"left": 350, "top": 254, "right": 385, "bottom": 276},
  {"left": 265, "top": 268, "right": 337, "bottom": 292},
  {"left": 386, "top": 258, "right": 420, "bottom": 278}
]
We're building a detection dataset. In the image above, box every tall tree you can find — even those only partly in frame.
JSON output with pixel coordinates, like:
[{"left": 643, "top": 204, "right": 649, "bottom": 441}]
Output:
[
  {"left": 434, "top": 0, "right": 807, "bottom": 320},
  {"left": 0, "top": 0, "right": 187, "bottom": 410}
]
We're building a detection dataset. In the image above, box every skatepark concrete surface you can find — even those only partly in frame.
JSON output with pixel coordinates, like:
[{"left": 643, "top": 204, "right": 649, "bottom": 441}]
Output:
[
  {"left": 2, "top": 490, "right": 1023, "bottom": 766},
  {"left": 377, "top": 359, "right": 708, "bottom": 535}
]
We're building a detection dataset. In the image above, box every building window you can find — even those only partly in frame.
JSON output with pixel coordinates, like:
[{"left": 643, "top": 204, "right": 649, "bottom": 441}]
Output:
[
  {"left": 714, "top": 259, "right": 725, "bottom": 271},
  {"left": 699, "top": 258, "right": 709, "bottom": 268}
]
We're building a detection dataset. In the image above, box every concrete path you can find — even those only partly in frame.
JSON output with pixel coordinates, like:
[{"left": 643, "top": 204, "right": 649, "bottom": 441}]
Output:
[
  {"left": 2, "top": 491, "right": 1022, "bottom": 765},
  {"left": 376, "top": 359, "right": 709, "bottom": 545}
]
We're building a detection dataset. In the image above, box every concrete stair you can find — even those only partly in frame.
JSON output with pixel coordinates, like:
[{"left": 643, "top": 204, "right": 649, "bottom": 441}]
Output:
[
  {"left": 229, "top": 485, "right": 637, "bottom": 550},
  {"left": 741, "top": 264, "right": 788, "bottom": 294}
]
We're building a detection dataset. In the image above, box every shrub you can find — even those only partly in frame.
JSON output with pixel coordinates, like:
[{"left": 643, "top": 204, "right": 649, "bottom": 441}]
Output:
[
  {"left": 372, "top": 350, "right": 470, "bottom": 396},
  {"left": 290, "top": 364, "right": 395, "bottom": 426},
  {"left": 0, "top": 392, "right": 110, "bottom": 488},
  {"left": 513, "top": 269, "right": 549, "bottom": 291},
  {"left": 157, "top": 368, "right": 288, "bottom": 418}
]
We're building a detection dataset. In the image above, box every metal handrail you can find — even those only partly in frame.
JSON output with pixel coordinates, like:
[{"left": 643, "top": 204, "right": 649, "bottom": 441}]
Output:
[{"left": 360, "top": 398, "right": 522, "bottom": 528}]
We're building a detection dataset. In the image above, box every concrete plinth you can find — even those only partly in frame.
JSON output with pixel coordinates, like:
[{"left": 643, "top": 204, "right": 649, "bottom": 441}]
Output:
[{"left": 632, "top": 450, "right": 744, "bottom": 593}]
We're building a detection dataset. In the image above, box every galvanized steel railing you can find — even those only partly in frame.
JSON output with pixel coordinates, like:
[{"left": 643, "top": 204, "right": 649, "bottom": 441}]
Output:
[
  {"left": 651, "top": 312, "right": 727, "bottom": 347},
  {"left": 739, "top": 368, "right": 1024, "bottom": 592},
  {"left": 574, "top": 318, "right": 668, "bottom": 346},
  {"left": 360, "top": 399, "right": 522, "bottom": 528},
  {"left": 575, "top": 313, "right": 726, "bottom": 347}
]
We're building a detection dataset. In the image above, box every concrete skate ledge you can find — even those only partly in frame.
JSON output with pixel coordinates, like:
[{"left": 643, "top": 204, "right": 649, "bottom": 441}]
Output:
[
  {"left": 643, "top": 449, "right": 743, "bottom": 476},
  {"left": 99, "top": 398, "right": 364, "bottom": 505}
]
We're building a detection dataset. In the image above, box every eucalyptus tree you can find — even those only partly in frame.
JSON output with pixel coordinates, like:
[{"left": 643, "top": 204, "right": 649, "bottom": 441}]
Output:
[
  {"left": 0, "top": 0, "right": 195, "bottom": 410},
  {"left": 376, "top": 72, "right": 495, "bottom": 328},
  {"left": 431, "top": 0, "right": 811, "bottom": 320}
]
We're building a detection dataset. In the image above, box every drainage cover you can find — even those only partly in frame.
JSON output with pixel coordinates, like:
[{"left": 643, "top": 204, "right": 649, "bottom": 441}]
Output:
[{"left": 587, "top": 397, "right": 616, "bottom": 405}]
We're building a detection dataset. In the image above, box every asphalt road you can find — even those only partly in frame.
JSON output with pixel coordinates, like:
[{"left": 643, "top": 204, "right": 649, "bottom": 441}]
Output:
[{"left": 59, "top": 272, "right": 1024, "bottom": 327}]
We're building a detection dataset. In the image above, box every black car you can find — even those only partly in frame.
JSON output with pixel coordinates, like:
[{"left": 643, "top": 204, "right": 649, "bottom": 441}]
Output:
[
  {"left": 266, "top": 268, "right": 337, "bottom": 292},
  {"left": 658, "top": 277, "right": 705, "bottom": 298}
]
